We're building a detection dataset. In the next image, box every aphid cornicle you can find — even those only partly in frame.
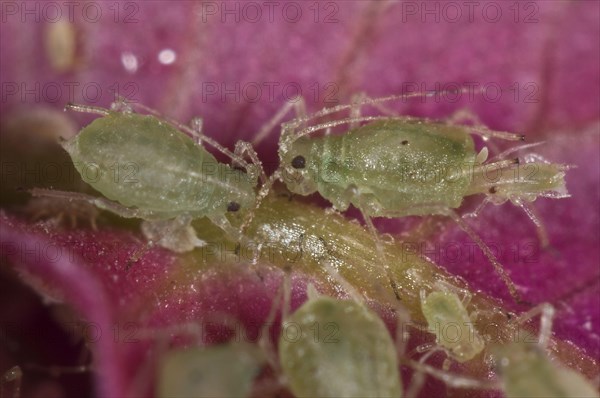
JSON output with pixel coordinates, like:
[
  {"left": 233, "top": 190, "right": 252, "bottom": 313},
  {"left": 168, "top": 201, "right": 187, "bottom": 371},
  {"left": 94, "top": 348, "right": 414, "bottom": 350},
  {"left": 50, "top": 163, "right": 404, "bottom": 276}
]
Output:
[
  {"left": 252, "top": 91, "right": 569, "bottom": 302},
  {"left": 35, "top": 101, "right": 262, "bottom": 253}
]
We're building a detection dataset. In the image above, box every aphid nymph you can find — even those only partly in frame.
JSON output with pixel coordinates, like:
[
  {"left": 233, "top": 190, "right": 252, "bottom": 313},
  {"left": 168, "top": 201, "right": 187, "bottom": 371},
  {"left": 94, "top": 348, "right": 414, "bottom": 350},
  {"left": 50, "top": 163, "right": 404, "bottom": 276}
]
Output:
[
  {"left": 277, "top": 283, "right": 403, "bottom": 398},
  {"left": 419, "top": 284, "right": 485, "bottom": 366}
]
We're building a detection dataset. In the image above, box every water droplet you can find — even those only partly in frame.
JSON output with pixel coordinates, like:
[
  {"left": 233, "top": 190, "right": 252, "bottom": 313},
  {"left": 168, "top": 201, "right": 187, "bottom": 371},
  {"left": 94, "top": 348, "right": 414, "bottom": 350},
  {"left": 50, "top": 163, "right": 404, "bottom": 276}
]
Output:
[
  {"left": 158, "top": 48, "right": 176, "bottom": 65},
  {"left": 121, "top": 51, "right": 138, "bottom": 74}
]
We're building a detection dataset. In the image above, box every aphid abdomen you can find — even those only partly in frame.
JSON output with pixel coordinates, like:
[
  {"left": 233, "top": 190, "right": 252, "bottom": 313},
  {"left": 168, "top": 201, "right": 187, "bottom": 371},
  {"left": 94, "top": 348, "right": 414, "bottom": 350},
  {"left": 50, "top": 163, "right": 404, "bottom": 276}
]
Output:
[
  {"left": 64, "top": 113, "right": 223, "bottom": 219},
  {"left": 316, "top": 120, "right": 476, "bottom": 216},
  {"left": 279, "top": 297, "right": 402, "bottom": 397}
]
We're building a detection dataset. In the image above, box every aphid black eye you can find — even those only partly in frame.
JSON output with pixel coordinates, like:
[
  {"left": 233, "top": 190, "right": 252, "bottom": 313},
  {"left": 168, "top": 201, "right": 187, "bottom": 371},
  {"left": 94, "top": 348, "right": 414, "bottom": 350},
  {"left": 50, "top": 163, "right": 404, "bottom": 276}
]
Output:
[
  {"left": 291, "top": 155, "right": 306, "bottom": 169},
  {"left": 227, "top": 201, "right": 241, "bottom": 212},
  {"left": 489, "top": 186, "right": 497, "bottom": 194},
  {"left": 401, "top": 140, "right": 409, "bottom": 145}
]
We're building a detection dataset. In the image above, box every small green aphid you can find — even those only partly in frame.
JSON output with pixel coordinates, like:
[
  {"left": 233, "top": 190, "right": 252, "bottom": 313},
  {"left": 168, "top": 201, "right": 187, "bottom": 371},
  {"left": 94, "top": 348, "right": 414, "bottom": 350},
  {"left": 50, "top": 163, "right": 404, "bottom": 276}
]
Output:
[
  {"left": 157, "top": 342, "right": 265, "bottom": 398},
  {"left": 278, "top": 284, "right": 402, "bottom": 397},
  {"left": 253, "top": 91, "right": 568, "bottom": 302},
  {"left": 419, "top": 285, "right": 485, "bottom": 367},
  {"left": 491, "top": 303, "right": 600, "bottom": 398},
  {"left": 493, "top": 341, "right": 600, "bottom": 398},
  {"left": 36, "top": 100, "right": 262, "bottom": 253}
]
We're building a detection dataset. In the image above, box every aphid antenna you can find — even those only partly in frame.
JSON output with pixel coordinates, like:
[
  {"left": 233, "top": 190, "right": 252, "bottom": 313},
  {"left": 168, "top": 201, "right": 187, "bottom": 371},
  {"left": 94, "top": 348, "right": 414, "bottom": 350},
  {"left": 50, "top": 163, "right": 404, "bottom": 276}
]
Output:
[
  {"left": 289, "top": 88, "right": 471, "bottom": 127},
  {"left": 283, "top": 115, "right": 395, "bottom": 144},
  {"left": 284, "top": 114, "right": 523, "bottom": 149},
  {"left": 126, "top": 100, "right": 256, "bottom": 174},
  {"left": 64, "top": 102, "right": 110, "bottom": 116}
]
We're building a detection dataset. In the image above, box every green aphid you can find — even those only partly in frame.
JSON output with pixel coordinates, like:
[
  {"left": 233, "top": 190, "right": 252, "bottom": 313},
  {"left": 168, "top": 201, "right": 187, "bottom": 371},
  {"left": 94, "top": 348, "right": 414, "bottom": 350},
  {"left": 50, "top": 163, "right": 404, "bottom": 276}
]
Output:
[
  {"left": 491, "top": 303, "right": 599, "bottom": 398},
  {"left": 420, "top": 288, "right": 484, "bottom": 365},
  {"left": 254, "top": 92, "right": 569, "bottom": 302},
  {"left": 157, "top": 342, "right": 265, "bottom": 398},
  {"left": 278, "top": 286, "right": 402, "bottom": 397},
  {"left": 34, "top": 101, "right": 262, "bottom": 253},
  {"left": 492, "top": 341, "right": 599, "bottom": 398}
]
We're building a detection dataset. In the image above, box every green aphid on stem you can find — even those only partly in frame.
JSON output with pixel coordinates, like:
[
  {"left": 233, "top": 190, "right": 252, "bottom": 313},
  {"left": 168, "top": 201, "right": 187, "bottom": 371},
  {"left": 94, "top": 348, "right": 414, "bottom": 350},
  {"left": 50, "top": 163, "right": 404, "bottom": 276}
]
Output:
[
  {"left": 157, "top": 342, "right": 265, "bottom": 398},
  {"left": 276, "top": 280, "right": 403, "bottom": 398},
  {"left": 31, "top": 99, "right": 266, "bottom": 258},
  {"left": 404, "top": 303, "right": 600, "bottom": 397},
  {"left": 249, "top": 90, "right": 570, "bottom": 303},
  {"left": 418, "top": 284, "right": 485, "bottom": 368},
  {"left": 491, "top": 303, "right": 600, "bottom": 398}
]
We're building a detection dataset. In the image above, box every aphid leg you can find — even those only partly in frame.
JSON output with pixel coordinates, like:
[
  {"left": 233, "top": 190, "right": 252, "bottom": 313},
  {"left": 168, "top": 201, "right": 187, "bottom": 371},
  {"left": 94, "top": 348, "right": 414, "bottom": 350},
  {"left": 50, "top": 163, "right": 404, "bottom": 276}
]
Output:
[
  {"left": 285, "top": 89, "right": 469, "bottom": 135},
  {"left": 350, "top": 92, "right": 406, "bottom": 126},
  {"left": 510, "top": 198, "right": 551, "bottom": 249},
  {"left": 379, "top": 204, "right": 525, "bottom": 304},
  {"left": 233, "top": 140, "right": 267, "bottom": 183},
  {"left": 208, "top": 213, "right": 252, "bottom": 249},
  {"left": 22, "top": 196, "right": 100, "bottom": 230},
  {"left": 140, "top": 214, "right": 205, "bottom": 253},
  {"left": 403, "top": 358, "right": 498, "bottom": 390},
  {"left": 251, "top": 96, "right": 307, "bottom": 146},
  {"left": 405, "top": 347, "right": 448, "bottom": 398},
  {"left": 1, "top": 366, "right": 22, "bottom": 398},
  {"left": 463, "top": 197, "right": 493, "bottom": 219},
  {"left": 64, "top": 102, "right": 110, "bottom": 116},
  {"left": 440, "top": 208, "right": 524, "bottom": 304},
  {"left": 29, "top": 188, "right": 145, "bottom": 219},
  {"left": 355, "top": 204, "right": 403, "bottom": 301},
  {"left": 240, "top": 170, "right": 281, "bottom": 234},
  {"left": 513, "top": 303, "right": 555, "bottom": 349},
  {"left": 320, "top": 261, "right": 364, "bottom": 303},
  {"left": 258, "top": 269, "right": 290, "bottom": 377}
]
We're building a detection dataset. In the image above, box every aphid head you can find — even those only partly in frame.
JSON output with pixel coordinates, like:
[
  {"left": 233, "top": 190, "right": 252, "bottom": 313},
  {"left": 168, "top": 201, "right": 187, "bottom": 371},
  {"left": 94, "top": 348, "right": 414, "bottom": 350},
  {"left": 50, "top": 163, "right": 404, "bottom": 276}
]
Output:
[{"left": 279, "top": 137, "right": 318, "bottom": 195}]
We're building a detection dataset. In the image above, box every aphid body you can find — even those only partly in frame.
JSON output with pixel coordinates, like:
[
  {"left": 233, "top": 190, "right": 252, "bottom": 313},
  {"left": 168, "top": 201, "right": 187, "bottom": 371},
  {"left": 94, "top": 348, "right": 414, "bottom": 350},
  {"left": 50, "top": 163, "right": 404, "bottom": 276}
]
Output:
[
  {"left": 278, "top": 287, "right": 402, "bottom": 397},
  {"left": 281, "top": 118, "right": 565, "bottom": 217},
  {"left": 282, "top": 119, "right": 479, "bottom": 216},
  {"left": 41, "top": 103, "right": 261, "bottom": 252},
  {"left": 420, "top": 289, "right": 484, "bottom": 363},
  {"left": 65, "top": 111, "right": 255, "bottom": 219},
  {"left": 157, "top": 342, "right": 264, "bottom": 398},
  {"left": 492, "top": 340, "right": 599, "bottom": 398},
  {"left": 262, "top": 94, "right": 569, "bottom": 302}
]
